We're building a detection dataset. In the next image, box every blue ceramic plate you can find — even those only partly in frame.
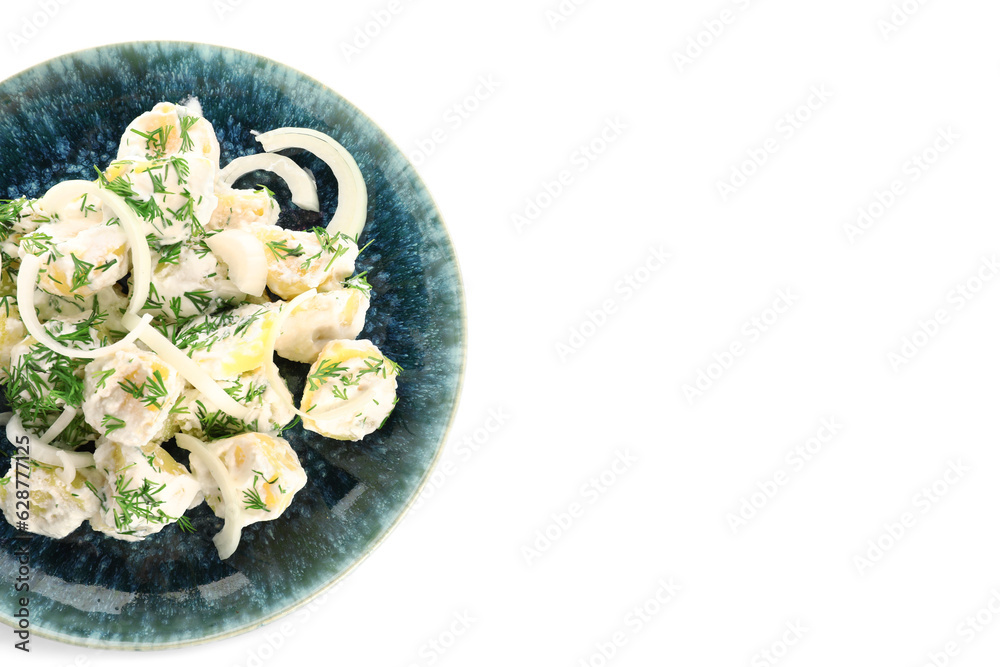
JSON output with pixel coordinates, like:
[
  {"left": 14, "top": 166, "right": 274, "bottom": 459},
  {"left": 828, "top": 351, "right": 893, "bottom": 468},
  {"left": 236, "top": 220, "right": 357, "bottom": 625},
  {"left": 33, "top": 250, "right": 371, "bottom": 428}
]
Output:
[{"left": 0, "top": 42, "right": 464, "bottom": 649}]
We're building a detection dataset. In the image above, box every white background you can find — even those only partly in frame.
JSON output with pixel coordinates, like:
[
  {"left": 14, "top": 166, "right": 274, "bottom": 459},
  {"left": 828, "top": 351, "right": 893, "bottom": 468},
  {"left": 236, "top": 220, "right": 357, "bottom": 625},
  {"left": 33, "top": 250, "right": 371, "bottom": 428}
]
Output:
[{"left": 3, "top": 0, "right": 1000, "bottom": 665}]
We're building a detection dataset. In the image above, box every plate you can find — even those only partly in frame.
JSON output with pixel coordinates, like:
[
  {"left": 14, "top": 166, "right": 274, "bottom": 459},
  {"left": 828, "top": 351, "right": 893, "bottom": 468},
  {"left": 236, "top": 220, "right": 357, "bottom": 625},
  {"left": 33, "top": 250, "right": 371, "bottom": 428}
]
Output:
[{"left": 0, "top": 41, "right": 465, "bottom": 649}]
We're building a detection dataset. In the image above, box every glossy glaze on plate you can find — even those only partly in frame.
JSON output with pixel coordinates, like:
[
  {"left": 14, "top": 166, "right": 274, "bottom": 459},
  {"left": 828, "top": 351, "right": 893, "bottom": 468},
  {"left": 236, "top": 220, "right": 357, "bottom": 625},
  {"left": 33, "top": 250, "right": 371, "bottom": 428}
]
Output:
[{"left": 0, "top": 41, "right": 465, "bottom": 649}]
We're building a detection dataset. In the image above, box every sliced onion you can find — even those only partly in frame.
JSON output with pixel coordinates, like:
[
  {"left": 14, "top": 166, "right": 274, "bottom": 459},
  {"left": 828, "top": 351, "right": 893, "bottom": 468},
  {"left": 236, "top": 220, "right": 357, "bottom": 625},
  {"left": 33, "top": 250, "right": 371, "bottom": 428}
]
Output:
[
  {"left": 8, "top": 408, "right": 86, "bottom": 486},
  {"left": 6, "top": 415, "right": 94, "bottom": 469},
  {"left": 18, "top": 254, "right": 153, "bottom": 360},
  {"left": 206, "top": 230, "right": 267, "bottom": 297},
  {"left": 261, "top": 289, "right": 376, "bottom": 421},
  {"left": 40, "top": 406, "right": 77, "bottom": 444},
  {"left": 55, "top": 451, "right": 77, "bottom": 486},
  {"left": 176, "top": 433, "right": 244, "bottom": 560},
  {"left": 256, "top": 128, "right": 368, "bottom": 240},
  {"left": 122, "top": 312, "right": 251, "bottom": 420},
  {"left": 262, "top": 290, "right": 316, "bottom": 419},
  {"left": 36, "top": 180, "right": 151, "bottom": 315},
  {"left": 218, "top": 153, "right": 320, "bottom": 212}
]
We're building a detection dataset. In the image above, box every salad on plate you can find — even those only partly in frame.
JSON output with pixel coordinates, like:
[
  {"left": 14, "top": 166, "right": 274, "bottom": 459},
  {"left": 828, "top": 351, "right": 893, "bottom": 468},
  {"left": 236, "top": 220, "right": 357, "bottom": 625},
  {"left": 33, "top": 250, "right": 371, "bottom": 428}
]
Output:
[{"left": 0, "top": 101, "right": 399, "bottom": 559}]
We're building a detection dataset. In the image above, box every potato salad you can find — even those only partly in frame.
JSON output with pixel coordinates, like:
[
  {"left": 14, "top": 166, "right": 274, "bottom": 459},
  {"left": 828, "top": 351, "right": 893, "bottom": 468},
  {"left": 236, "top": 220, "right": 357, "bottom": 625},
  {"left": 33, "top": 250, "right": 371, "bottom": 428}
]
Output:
[{"left": 0, "top": 102, "right": 400, "bottom": 558}]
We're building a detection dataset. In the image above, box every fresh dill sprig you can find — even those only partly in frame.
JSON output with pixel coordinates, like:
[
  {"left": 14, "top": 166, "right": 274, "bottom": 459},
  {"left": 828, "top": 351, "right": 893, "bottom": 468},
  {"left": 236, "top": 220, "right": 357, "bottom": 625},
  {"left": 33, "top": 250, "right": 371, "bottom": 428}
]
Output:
[
  {"left": 69, "top": 254, "right": 94, "bottom": 292},
  {"left": 130, "top": 125, "right": 173, "bottom": 158},
  {"left": 156, "top": 241, "right": 183, "bottom": 266},
  {"left": 194, "top": 400, "right": 256, "bottom": 440},
  {"left": 118, "top": 377, "right": 145, "bottom": 401},
  {"left": 253, "top": 469, "right": 280, "bottom": 486},
  {"left": 306, "top": 359, "right": 349, "bottom": 391},
  {"left": 85, "top": 480, "right": 107, "bottom": 512},
  {"left": 169, "top": 395, "right": 190, "bottom": 415},
  {"left": 231, "top": 307, "right": 267, "bottom": 338},
  {"left": 94, "top": 258, "right": 118, "bottom": 274},
  {"left": 343, "top": 271, "right": 372, "bottom": 297},
  {"left": 178, "top": 116, "right": 199, "bottom": 153},
  {"left": 276, "top": 414, "right": 301, "bottom": 435},
  {"left": 112, "top": 475, "right": 167, "bottom": 530},
  {"left": 242, "top": 474, "right": 271, "bottom": 512},
  {"left": 265, "top": 238, "right": 305, "bottom": 261},
  {"left": 110, "top": 472, "right": 194, "bottom": 533},
  {"left": 139, "top": 370, "right": 169, "bottom": 409},
  {"left": 101, "top": 414, "right": 126, "bottom": 433},
  {"left": 168, "top": 156, "right": 190, "bottom": 183},
  {"left": 127, "top": 193, "right": 164, "bottom": 223},
  {"left": 92, "top": 368, "right": 115, "bottom": 389},
  {"left": 5, "top": 323, "right": 102, "bottom": 447},
  {"left": 144, "top": 282, "right": 164, "bottom": 310},
  {"left": 0, "top": 199, "right": 26, "bottom": 243},
  {"left": 176, "top": 516, "right": 196, "bottom": 533},
  {"left": 166, "top": 190, "right": 196, "bottom": 222},
  {"left": 192, "top": 238, "right": 212, "bottom": 258},
  {"left": 184, "top": 289, "right": 214, "bottom": 312},
  {"left": 148, "top": 172, "right": 169, "bottom": 195},
  {"left": 94, "top": 165, "right": 137, "bottom": 199},
  {"left": 301, "top": 227, "right": 351, "bottom": 271},
  {"left": 19, "top": 230, "right": 60, "bottom": 263},
  {"left": 357, "top": 356, "right": 401, "bottom": 379}
]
